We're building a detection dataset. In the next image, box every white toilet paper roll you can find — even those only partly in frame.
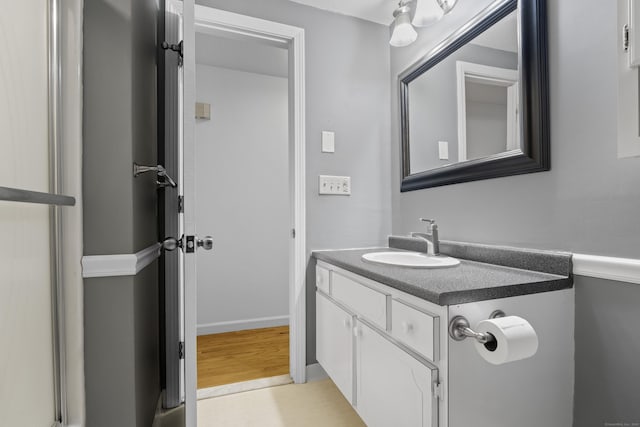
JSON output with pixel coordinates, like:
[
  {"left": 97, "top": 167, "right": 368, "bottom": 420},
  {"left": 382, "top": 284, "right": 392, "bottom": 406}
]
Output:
[{"left": 474, "top": 316, "right": 539, "bottom": 365}]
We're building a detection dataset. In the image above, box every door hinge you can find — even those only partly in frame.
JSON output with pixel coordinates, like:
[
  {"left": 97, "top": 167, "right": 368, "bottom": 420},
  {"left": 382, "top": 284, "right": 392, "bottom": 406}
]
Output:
[
  {"left": 624, "top": 24, "right": 630, "bottom": 52},
  {"left": 178, "top": 341, "right": 184, "bottom": 359},
  {"left": 433, "top": 381, "right": 442, "bottom": 400},
  {"left": 291, "top": 228, "right": 296, "bottom": 238},
  {"left": 178, "top": 195, "right": 184, "bottom": 213},
  {"left": 162, "top": 40, "right": 183, "bottom": 58}
]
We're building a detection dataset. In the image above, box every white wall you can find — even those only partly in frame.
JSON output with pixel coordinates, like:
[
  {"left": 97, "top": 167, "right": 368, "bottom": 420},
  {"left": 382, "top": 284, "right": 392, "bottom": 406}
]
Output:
[{"left": 195, "top": 63, "right": 290, "bottom": 334}]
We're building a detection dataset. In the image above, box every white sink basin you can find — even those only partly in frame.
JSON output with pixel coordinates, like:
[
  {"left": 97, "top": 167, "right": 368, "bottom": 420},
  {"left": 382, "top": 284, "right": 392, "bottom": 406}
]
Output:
[{"left": 361, "top": 251, "right": 460, "bottom": 268}]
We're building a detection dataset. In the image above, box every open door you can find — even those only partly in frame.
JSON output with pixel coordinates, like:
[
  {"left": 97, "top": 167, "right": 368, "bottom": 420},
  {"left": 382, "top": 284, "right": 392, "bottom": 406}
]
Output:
[
  {"left": 179, "top": 1, "right": 200, "bottom": 425},
  {"left": 160, "top": 4, "right": 305, "bottom": 425},
  {"left": 159, "top": 0, "right": 183, "bottom": 411},
  {"left": 160, "top": 1, "right": 201, "bottom": 425}
]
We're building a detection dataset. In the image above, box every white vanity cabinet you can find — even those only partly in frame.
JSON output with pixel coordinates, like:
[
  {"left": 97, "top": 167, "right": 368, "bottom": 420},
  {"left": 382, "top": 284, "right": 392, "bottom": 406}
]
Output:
[
  {"left": 315, "top": 258, "right": 575, "bottom": 427},
  {"left": 316, "top": 262, "right": 445, "bottom": 427},
  {"left": 355, "top": 320, "right": 438, "bottom": 427},
  {"left": 316, "top": 291, "right": 355, "bottom": 403}
]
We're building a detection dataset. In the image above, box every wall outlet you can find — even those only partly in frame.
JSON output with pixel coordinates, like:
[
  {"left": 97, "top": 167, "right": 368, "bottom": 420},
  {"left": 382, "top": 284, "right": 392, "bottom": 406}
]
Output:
[{"left": 319, "top": 175, "right": 351, "bottom": 195}]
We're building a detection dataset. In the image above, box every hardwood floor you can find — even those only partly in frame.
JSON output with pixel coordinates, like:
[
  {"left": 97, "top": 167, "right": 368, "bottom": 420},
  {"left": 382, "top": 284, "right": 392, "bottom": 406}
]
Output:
[{"left": 197, "top": 326, "right": 290, "bottom": 389}]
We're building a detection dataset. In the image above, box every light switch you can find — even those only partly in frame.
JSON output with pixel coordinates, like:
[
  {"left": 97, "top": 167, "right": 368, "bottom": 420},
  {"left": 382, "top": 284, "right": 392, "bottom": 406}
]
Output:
[
  {"left": 319, "top": 175, "right": 350, "bottom": 195},
  {"left": 322, "top": 131, "right": 335, "bottom": 153},
  {"left": 438, "top": 141, "right": 449, "bottom": 160}
]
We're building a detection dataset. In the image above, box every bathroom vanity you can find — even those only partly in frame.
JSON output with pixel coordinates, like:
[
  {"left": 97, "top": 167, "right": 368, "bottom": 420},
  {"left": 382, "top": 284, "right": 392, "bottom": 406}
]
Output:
[{"left": 313, "top": 238, "right": 574, "bottom": 427}]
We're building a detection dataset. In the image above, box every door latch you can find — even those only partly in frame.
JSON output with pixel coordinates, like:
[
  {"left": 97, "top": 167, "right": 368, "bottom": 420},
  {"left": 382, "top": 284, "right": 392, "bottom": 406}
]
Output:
[{"left": 162, "top": 235, "right": 213, "bottom": 253}]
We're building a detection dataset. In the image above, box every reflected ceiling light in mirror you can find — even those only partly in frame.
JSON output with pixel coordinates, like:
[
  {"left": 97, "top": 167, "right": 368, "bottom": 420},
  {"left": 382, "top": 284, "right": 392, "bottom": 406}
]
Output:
[
  {"left": 390, "top": 1, "right": 418, "bottom": 47},
  {"left": 391, "top": 0, "right": 459, "bottom": 47}
]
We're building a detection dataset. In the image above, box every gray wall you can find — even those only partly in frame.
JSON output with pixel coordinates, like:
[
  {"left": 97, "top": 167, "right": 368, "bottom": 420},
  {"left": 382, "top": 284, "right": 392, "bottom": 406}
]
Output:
[
  {"left": 83, "top": 0, "right": 160, "bottom": 425},
  {"left": 574, "top": 276, "right": 640, "bottom": 426},
  {"left": 391, "top": 0, "right": 640, "bottom": 257},
  {"left": 194, "top": 63, "right": 290, "bottom": 332},
  {"left": 390, "top": 0, "right": 640, "bottom": 424},
  {"left": 196, "top": 0, "right": 392, "bottom": 364},
  {"left": 408, "top": 43, "right": 517, "bottom": 172}
]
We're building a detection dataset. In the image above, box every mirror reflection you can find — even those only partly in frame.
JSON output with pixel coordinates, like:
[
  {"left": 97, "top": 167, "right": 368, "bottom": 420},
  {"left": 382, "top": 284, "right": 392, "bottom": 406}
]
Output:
[{"left": 407, "top": 10, "right": 519, "bottom": 174}]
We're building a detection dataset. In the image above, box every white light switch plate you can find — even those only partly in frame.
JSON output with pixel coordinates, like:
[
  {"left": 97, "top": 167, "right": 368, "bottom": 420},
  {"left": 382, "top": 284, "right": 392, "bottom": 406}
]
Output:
[
  {"left": 321, "top": 131, "right": 335, "bottom": 153},
  {"left": 438, "top": 141, "right": 449, "bottom": 160},
  {"left": 319, "top": 175, "right": 351, "bottom": 195}
]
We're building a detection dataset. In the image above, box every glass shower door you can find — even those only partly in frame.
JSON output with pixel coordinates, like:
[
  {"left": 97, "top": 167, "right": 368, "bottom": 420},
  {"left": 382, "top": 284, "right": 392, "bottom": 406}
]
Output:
[{"left": 0, "top": 2, "right": 58, "bottom": 425}]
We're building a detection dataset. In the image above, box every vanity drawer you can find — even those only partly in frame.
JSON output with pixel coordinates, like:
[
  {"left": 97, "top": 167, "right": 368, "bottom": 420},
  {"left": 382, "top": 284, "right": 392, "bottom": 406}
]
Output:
[
  {"left": 316, "top": 265, "right": 331, "bottom": 295},
  {"left": 390, "top": 299, "right": 439, "bottom": 362},
  {"left": 331, "top": 273, "right": 388, "bottom": 330}
]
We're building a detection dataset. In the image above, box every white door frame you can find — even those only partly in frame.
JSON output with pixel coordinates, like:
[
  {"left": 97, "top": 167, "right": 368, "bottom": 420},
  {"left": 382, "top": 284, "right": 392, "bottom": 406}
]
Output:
[
  {"left": 456, "top": 60, "right": 519, "bottom": 161},
  {"left": 176, "top": 3, "right": 306, "bottom": 425}
]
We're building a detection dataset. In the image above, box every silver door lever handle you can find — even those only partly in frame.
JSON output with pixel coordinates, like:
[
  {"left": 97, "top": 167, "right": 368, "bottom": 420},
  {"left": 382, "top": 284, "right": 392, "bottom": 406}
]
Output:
[{"left": 133, "top": 163, "right": 177, "bottom": 188}]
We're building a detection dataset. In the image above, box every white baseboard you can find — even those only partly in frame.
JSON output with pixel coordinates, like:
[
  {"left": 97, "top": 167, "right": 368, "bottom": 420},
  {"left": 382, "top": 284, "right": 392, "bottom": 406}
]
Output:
[
  {"left": 197, "top": 315, "right": 289, "bottom": 335},
  {"left": 305, "top": 363, "right": 328, "bottom": 382}
]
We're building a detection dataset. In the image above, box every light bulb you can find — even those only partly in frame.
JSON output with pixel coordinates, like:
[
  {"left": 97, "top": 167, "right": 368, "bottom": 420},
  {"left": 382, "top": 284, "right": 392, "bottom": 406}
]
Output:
[
  {"left": 390, "top": 12, "right": 418, "bottom": 47},
  {"left": 437, "top": 0, "right": 459, "bottom": 14},
  {"left": 412, "top": 0, "right": 444, "bottom": 27}
]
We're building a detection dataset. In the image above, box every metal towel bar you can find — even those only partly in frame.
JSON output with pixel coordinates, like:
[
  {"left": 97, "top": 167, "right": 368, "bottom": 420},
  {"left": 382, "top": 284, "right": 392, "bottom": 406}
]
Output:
[{"left": 0, "top": 186, "right": 76, "bottom": 206}]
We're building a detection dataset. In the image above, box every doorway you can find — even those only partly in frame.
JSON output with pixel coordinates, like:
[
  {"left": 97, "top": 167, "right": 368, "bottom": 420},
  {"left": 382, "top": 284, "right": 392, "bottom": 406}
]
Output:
[
  {"left": 194, "top": 31, "right": 291, "bottom": 394},
  {"left": 171, "top": 4, "right": 307, "bottom": 423}
]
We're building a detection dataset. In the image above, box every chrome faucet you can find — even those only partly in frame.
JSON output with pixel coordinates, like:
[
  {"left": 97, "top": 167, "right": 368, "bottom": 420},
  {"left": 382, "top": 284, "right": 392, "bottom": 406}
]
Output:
[{"left": 411, "top": 218, "right": 440, "bottom": 256}]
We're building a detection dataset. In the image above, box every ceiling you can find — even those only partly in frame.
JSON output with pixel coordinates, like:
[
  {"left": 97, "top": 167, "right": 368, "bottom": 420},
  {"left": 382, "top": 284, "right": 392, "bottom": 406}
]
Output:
[{"left": 288, "top": 0, "right": 396, "bottom": 25}]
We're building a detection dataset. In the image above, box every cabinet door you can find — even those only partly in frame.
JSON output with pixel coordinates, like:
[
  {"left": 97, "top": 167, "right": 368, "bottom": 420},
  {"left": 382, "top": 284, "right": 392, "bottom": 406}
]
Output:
[
  {"left": 316, "top": 292, "right": 355, "bottom": 403},
  {"left": 355, "top": 321, "right": 438, "bottom": 427}
]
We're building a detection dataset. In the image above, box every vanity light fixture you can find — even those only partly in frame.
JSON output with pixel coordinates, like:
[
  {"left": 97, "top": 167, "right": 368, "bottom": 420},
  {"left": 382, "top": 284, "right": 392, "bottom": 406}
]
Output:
[
  {"left": 390, "top": 0, "right": 459, "bottom": 47},
  {"left": 390, "top": 1, "right": 418, "bottom": 47}
]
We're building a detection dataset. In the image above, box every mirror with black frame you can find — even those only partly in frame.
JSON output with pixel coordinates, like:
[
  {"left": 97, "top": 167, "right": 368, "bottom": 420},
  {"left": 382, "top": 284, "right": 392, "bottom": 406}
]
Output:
[{"left": 399, "top": 0, "right": 549, "bottom": 192}]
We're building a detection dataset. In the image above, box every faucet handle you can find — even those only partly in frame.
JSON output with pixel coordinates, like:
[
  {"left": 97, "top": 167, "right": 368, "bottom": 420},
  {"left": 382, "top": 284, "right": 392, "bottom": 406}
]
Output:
[{"left": 420, "top": 218, "right": 437, "bottom": 231}]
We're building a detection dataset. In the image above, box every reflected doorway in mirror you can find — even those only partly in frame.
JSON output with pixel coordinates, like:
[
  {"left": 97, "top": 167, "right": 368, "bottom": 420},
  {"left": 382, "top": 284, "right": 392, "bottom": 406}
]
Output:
[{"left": 455, "top": 61, "right": 520, "bottom": 162}]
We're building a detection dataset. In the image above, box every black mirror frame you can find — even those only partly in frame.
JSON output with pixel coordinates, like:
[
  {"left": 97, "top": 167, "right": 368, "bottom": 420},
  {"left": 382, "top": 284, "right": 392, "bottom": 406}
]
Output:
[{"left": 399, "top": 0, "right": 549, "bottom": 192}]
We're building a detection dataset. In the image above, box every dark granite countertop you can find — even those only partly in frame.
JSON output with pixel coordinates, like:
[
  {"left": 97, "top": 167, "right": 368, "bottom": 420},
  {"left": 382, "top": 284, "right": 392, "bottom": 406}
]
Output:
[{"left": 312, "top": 239, "right": 573, "bottom": 306}]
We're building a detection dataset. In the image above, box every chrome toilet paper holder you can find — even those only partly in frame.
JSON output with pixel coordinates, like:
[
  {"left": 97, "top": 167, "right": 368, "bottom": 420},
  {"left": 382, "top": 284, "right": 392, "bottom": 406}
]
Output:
[{"left": 449, "top": 310, "right": 505, "bottom": 343}]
